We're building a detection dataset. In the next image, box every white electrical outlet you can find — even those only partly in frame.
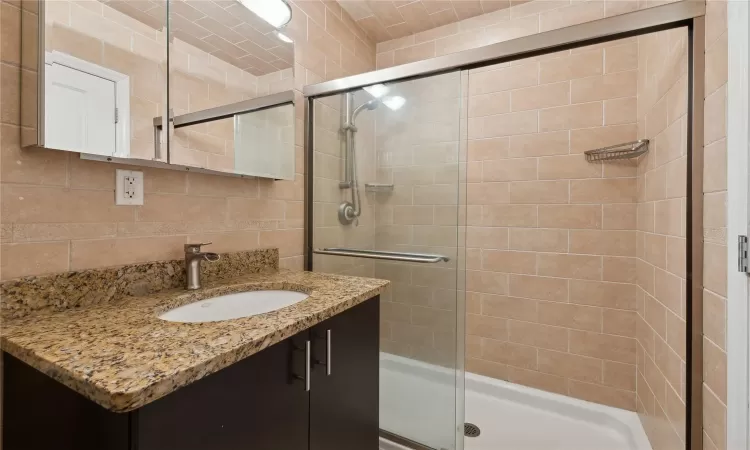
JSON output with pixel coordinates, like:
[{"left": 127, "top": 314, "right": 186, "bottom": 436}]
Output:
[{"left": 115, "top": 169, "right": 144, "bottom": 206}]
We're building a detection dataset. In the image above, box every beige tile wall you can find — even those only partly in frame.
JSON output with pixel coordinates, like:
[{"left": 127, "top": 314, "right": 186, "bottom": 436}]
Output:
[
  {"left": 634, "top": 26, "right": 689, "bottom": 449},
  {"left": 0, "top": 0, "right": 375, "bottom": 281},
  {"left": 462, "top": 40, "right": 640, "bottom": 410},
  {"left": 702, "top": 0, "right": 728, "bottom": 449}
]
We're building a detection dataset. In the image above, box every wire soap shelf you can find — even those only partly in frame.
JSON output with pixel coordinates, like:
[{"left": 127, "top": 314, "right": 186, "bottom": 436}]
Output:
[{"left": 584, "top": 139, "right": 649, "bottom": 162}]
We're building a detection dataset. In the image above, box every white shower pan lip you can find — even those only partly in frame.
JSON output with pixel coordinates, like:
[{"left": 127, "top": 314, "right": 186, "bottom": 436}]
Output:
[
  {"left": 465, "top": 371, "right": 653, "bottom": 450},
  {"left": 379, "top": 352, "right": 652, "bottom": 450}
]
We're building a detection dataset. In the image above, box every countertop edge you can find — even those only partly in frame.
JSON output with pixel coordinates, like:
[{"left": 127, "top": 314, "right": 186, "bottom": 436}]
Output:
[{"left": 1, "top": 283, "right": 387, "bottom": 413}]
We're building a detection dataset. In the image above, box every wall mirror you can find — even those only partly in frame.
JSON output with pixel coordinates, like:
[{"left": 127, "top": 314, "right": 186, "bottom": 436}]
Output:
[
  {"left": 22, "top": 0, "right": 295, "bottom": 179},
  {"left": 165, "top": 0, "right": 295, "bottom": 178}
]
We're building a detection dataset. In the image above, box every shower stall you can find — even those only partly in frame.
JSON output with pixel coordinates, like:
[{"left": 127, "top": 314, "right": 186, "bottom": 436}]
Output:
[{"left": 304, "top": 3, "right": 705, "bottom": 450}]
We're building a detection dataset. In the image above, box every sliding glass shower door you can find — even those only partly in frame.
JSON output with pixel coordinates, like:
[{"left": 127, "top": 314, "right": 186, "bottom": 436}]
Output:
[{"left": 310, "top": 70, "right": 466, "bottom": 450}]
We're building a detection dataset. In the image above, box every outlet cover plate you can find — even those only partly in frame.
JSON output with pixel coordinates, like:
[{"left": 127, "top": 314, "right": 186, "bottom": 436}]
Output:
[{"left": 115, "top": 169, "right": 144, "bottom": 206}]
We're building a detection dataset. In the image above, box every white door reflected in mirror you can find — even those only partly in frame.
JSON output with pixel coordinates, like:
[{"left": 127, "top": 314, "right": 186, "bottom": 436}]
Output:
[{"left": 44, "top": 51, "right": 130, "bottom": 158}]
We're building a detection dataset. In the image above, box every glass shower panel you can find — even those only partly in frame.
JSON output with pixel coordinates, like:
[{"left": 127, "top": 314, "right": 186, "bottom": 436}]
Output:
[{"left": 311, "top": 71, "right": 465, "bottom": 450}]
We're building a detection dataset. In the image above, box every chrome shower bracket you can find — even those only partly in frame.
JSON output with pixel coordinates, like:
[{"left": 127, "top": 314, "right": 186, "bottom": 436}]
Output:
[{"left": 338, "top": 201, "right": 357, "bottom": 225}]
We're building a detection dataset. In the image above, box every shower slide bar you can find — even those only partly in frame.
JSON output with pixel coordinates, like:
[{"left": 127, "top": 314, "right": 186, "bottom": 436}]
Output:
[{"left": 313, "top": 248, "right": 450, "bottom": 264}]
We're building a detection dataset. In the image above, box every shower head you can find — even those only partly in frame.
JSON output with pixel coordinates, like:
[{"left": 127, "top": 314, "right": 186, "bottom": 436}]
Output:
[
  {"left": 363, "top": 99, "right": 380, "bottom": 110},
  {"left": 351, "top": 95, "right": 406, "bottom": 125},
  {"left": 352, "top": 99, "right": 379, "bottom": 123}
]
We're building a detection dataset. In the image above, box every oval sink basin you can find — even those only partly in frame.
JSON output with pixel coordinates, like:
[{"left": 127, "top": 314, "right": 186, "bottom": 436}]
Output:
[{"left": 159, "top": 290, "right": 309, "bottom": 323}]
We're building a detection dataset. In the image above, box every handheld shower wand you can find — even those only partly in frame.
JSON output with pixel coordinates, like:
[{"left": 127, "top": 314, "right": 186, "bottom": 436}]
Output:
[
  {"left": 337, "top": 90, "right": 404, "bottom": 226},
  {"left": 339, "top": 95, "right": 379, "bottom": 225}
]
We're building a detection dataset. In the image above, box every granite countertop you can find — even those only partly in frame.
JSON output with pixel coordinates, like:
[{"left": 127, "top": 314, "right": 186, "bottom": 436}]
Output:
[{"left": 0, "top": 270, "right": 389, "bottom": 413}]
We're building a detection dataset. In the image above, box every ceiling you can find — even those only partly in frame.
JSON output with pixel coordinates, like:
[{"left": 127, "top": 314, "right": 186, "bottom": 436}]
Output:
[
  {"left": 101, "top": 0, "right": 293, "bottom": 76},
  {"left": 338, "top": 0, "right": 514, "bottom": 42},
  {"left": 102, "top": 0, "right": 512, "bottom": 72}
]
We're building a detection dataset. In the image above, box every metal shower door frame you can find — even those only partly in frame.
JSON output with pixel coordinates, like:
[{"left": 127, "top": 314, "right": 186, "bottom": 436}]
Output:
[{"left": 303, "top": 2, "right": 706, "bottom": 448}]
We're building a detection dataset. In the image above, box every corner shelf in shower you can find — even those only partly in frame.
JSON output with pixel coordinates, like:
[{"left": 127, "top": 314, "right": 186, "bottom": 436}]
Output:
[{"left": 584, "top": 139, "right": 649, "bottom": 162}]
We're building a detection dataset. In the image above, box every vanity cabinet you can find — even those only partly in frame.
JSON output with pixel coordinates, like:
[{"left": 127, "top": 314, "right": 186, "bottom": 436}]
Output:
[
  {"left": 2, "top": 297, "right": 380, "bottom": 450},
  {"left": 135, "top": 332, "right": 310, "bottom": 450},
  {"left": 309, "top": 299, "right": 380, "bottom": 450}
]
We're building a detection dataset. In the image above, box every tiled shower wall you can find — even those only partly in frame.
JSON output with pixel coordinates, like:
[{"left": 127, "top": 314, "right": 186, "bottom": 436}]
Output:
[
  {"left": 0, "top": 0, "right": 376, "bottom": 281},
  {"left": 463, "top": 39, "right": 640, "bottom": 410},
  {"left": 634, "top": 27, "right": 689, "bottom": 449},
  {"left": 311, "top": 90, "right": 378, "bottom": 278}
]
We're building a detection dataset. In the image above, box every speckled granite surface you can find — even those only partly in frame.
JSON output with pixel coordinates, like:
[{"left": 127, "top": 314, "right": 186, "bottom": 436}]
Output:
[
  {"left": 0, "top": 270, "right": 388, "bottom": 413},
  {"left": 0, "top": 248, "right": 278, "bottom": 318}
]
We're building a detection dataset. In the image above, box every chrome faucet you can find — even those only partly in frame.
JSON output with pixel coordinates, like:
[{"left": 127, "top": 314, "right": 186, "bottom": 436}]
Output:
[{"left": 184, "top": 243, "right": 220, "bottom": 290}]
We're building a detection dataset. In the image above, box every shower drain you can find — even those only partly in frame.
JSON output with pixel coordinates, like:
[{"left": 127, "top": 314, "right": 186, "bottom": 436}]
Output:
[{"left": 464, "top": 423, "right": 481, "bottom": 438}]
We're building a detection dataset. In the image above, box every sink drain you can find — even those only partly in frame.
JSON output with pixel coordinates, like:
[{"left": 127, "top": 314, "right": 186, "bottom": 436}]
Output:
[{"left": 464, "top": 423, "right": 481, "bottom": 438}]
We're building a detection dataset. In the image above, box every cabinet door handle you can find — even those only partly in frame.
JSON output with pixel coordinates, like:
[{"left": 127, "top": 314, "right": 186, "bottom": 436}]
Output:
[
  {"left": 304, "top": 340, "right": 311, "bottom": 392},
  {"left": 294, "top": 340, "right": 311, "bottom": 392},
  {"left": 314, "top": 329, "right": 333, "bottom": 376},
  {"left": 326, "top": 329, "right": 332, "bottom": 376}
]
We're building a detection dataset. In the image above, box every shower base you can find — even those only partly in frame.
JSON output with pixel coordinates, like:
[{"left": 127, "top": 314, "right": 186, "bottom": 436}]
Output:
[{"left": 379, "top": 353, "right": 652, "bottom": 450}]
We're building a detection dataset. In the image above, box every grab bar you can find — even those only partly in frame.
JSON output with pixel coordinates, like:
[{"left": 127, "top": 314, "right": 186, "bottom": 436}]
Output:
[{"left": 313, "top": 248, "right": 450, "bottom": 263}]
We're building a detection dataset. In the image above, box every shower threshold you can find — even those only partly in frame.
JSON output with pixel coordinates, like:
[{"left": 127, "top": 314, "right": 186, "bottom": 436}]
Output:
[{"left": 380, "top": 430, "right": 435, "bottom": 450}]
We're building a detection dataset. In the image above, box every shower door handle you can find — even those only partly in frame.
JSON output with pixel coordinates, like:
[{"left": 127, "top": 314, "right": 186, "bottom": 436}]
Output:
[{"left": 313, "top": 248, "right": 450, "bottom": 263}]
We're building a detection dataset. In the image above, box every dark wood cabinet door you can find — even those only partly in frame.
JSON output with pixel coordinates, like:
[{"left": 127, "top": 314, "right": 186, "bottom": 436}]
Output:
[
  {"left": 309, "top": 297, "right": 380, "bottom": 450},
  {"left": 137, "top": 331, "right": 311, "bottom": 450},
  {"left": 2, "top": 354, "right": 130, "bottom": 450}
]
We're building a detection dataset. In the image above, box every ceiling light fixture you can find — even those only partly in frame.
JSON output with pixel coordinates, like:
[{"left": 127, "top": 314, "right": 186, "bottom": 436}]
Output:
[
  {"left": 275, "top": 31, "right": 293, "bottom": 43},
  {"left": 238, "top": 0, "right": 292, "bottom": 29},
  {"left": 382, "top": 96, "right": 406, "bottom": 111},
  {"left": 363, "top": 84, "right": 390, "bottom": 99}
]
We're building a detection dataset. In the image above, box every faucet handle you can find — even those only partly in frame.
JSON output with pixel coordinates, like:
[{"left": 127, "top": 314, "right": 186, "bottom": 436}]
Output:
[{"left": 185, "top": 242, "right": 212, "bottom": 253}]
